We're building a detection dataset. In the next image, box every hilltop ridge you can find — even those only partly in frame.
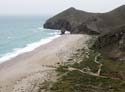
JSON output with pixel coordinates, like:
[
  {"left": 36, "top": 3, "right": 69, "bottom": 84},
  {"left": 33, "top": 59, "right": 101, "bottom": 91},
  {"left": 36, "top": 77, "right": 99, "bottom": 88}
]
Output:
[{"left": 44, "top": 5, "right": 125, "bottom": 34}]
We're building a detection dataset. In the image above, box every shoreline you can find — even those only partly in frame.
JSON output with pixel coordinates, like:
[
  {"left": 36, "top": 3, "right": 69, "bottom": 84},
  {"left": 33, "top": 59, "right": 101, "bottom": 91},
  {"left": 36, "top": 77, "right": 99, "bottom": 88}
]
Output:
[
  {"left": 0, "top": 34, "right": 91, "bottom": 92},
  {"left": 0, "top": 35, "right": 61, "bottom": 64}
]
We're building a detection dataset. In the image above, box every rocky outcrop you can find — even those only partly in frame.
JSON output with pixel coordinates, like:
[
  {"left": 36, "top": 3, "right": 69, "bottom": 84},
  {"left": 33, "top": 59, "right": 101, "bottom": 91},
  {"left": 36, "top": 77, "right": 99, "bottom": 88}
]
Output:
[
  {"left": 93, "top": 25, "right": 125, "bottom": 61},
  {"left": 44, "top": 7, "right": 100, "bottom": 34},
  {"left": 43, "top": 5, "right": 125, "bottom": 60},
  {"left": 120, "top": 34, "right": 125, "bottom": 51},
  {"left": 44, "top": 5, "right": 125, "bottom": 35}
]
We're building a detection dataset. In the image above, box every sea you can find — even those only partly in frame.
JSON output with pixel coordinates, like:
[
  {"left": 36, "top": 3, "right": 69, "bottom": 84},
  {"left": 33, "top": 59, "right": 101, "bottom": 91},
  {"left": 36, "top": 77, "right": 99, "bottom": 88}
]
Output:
[{"left": 0, "top": 16, "right": 60, "bottom": 63}]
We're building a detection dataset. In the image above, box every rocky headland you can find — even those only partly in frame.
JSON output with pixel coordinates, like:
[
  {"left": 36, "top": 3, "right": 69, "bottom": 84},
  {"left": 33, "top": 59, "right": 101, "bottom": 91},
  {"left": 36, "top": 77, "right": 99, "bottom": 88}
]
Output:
[
  {"left": 43, "top": 5, "right": 125, "bottom": 92},
  {"left": 44, "top": 5, "right": 125, "bottom": 61},
  {"left": 0, "top": 5, "right": 124, "bottom": 92}
]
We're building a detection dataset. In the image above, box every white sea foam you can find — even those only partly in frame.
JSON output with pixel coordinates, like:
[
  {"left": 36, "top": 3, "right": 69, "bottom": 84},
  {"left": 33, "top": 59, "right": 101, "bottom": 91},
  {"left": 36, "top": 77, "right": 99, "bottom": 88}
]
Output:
[
  {"left": 0, "top": 35, "right": 60, "bottom": 64},
  {"left": 38, "top": 27, "right": 43, "bottom": 30}
]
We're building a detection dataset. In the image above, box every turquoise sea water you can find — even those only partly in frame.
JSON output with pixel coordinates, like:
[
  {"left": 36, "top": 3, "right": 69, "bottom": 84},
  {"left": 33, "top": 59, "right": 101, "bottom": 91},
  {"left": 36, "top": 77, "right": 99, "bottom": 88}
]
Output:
[{"left": 0, "top": 16, "right": 60, "bottom": 63}]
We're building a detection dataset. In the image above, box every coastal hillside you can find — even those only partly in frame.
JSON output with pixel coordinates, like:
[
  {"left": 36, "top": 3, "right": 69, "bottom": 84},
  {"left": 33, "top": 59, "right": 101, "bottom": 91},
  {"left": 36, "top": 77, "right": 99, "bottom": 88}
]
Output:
[
  {"left": 49, "top": 49, "right": 125, "bottom": 92},
  {"left": 0, "top": 1, "right": 124, "bottom": 92},
  {"left": 99, "top": 5, "right": 125, "bottom": 28},
  {"left": 44, "top": 5, "right": 125, "bottom": 35},
  {"left": 44, "top": 5, "right": 125, "bottom": 60},
  {"left": 42, "top": 6, "right": 125, "bottom": 92},
  {"left": 44, "top": 7, "right": 98, "bottom": 34},
  {"left": 93, "top": 25, "right": 125, "bottom": 61}
]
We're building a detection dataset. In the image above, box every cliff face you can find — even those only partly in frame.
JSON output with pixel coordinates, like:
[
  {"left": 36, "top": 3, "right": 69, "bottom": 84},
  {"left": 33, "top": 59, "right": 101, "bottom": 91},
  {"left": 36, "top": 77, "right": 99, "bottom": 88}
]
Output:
[
  {"left": 43, "top": 5, "right": 125, "bottom": 60},
  {"left": 93, "top": 25, "right": 125, "bottom": 60},
  {"left": 44, "top": 7, "right": 100, "bottom": 34},
  {"left": 44, "top": 5, "right": 125, "bottom": 35},
  {"left": 93, "top": 5, "right": 125, "bottom": 60}
]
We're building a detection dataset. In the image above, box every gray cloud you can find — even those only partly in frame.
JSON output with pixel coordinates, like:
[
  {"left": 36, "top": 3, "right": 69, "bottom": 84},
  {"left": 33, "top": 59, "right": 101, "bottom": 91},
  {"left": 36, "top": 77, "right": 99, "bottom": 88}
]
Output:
[{"left": 0, "top": 0, "right": 124, "bottom": 15}]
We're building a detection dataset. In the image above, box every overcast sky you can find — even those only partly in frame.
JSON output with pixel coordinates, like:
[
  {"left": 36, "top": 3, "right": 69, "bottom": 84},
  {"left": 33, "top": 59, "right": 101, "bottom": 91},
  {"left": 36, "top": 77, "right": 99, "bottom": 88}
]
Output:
[{"left": 0, "top": 0, "right": 125, "bottom": 16}]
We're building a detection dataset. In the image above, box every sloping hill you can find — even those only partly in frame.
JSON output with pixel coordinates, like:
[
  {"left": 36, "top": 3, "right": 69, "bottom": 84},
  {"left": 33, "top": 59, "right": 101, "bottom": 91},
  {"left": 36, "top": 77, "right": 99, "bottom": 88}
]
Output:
[
  {"left": 99, "top": 5, "right": 125, "bottom": 28},
  {"left": 42, "top": 5, "right": 125, "bottom": 92},
  {"left": 44, "top": 5, "right": 125, "bottom": 35},
  {"left": 44, "top": 7, "right": 99, "bottom": 34},
  {"left": 44, "top": 5, "right": 125, "bottom": 60},
  {"left": 93, "top": 25, "right": 125, "bottom": 60}
]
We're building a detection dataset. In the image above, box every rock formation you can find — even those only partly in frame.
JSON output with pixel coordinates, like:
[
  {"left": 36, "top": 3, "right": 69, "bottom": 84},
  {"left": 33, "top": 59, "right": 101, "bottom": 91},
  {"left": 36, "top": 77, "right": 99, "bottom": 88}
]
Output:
[
  {"left": 44, "top": 7, "right": 99, "bottom": 34},
  {"left": 93, "top": 25, "right": 125, "bottom": 60},
  {"left": 44, "top": 5, "right": 125, "bottom": 35},
  {"left": 44, "top": 5, "right": 125, "bottom": 60}
]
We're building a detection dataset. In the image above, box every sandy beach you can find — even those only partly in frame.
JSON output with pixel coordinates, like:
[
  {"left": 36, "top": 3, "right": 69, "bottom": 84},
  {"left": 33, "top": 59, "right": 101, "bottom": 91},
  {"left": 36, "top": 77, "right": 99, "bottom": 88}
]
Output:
[{"left": 0, "top": 34, "right": 91, "bottom": 92}]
